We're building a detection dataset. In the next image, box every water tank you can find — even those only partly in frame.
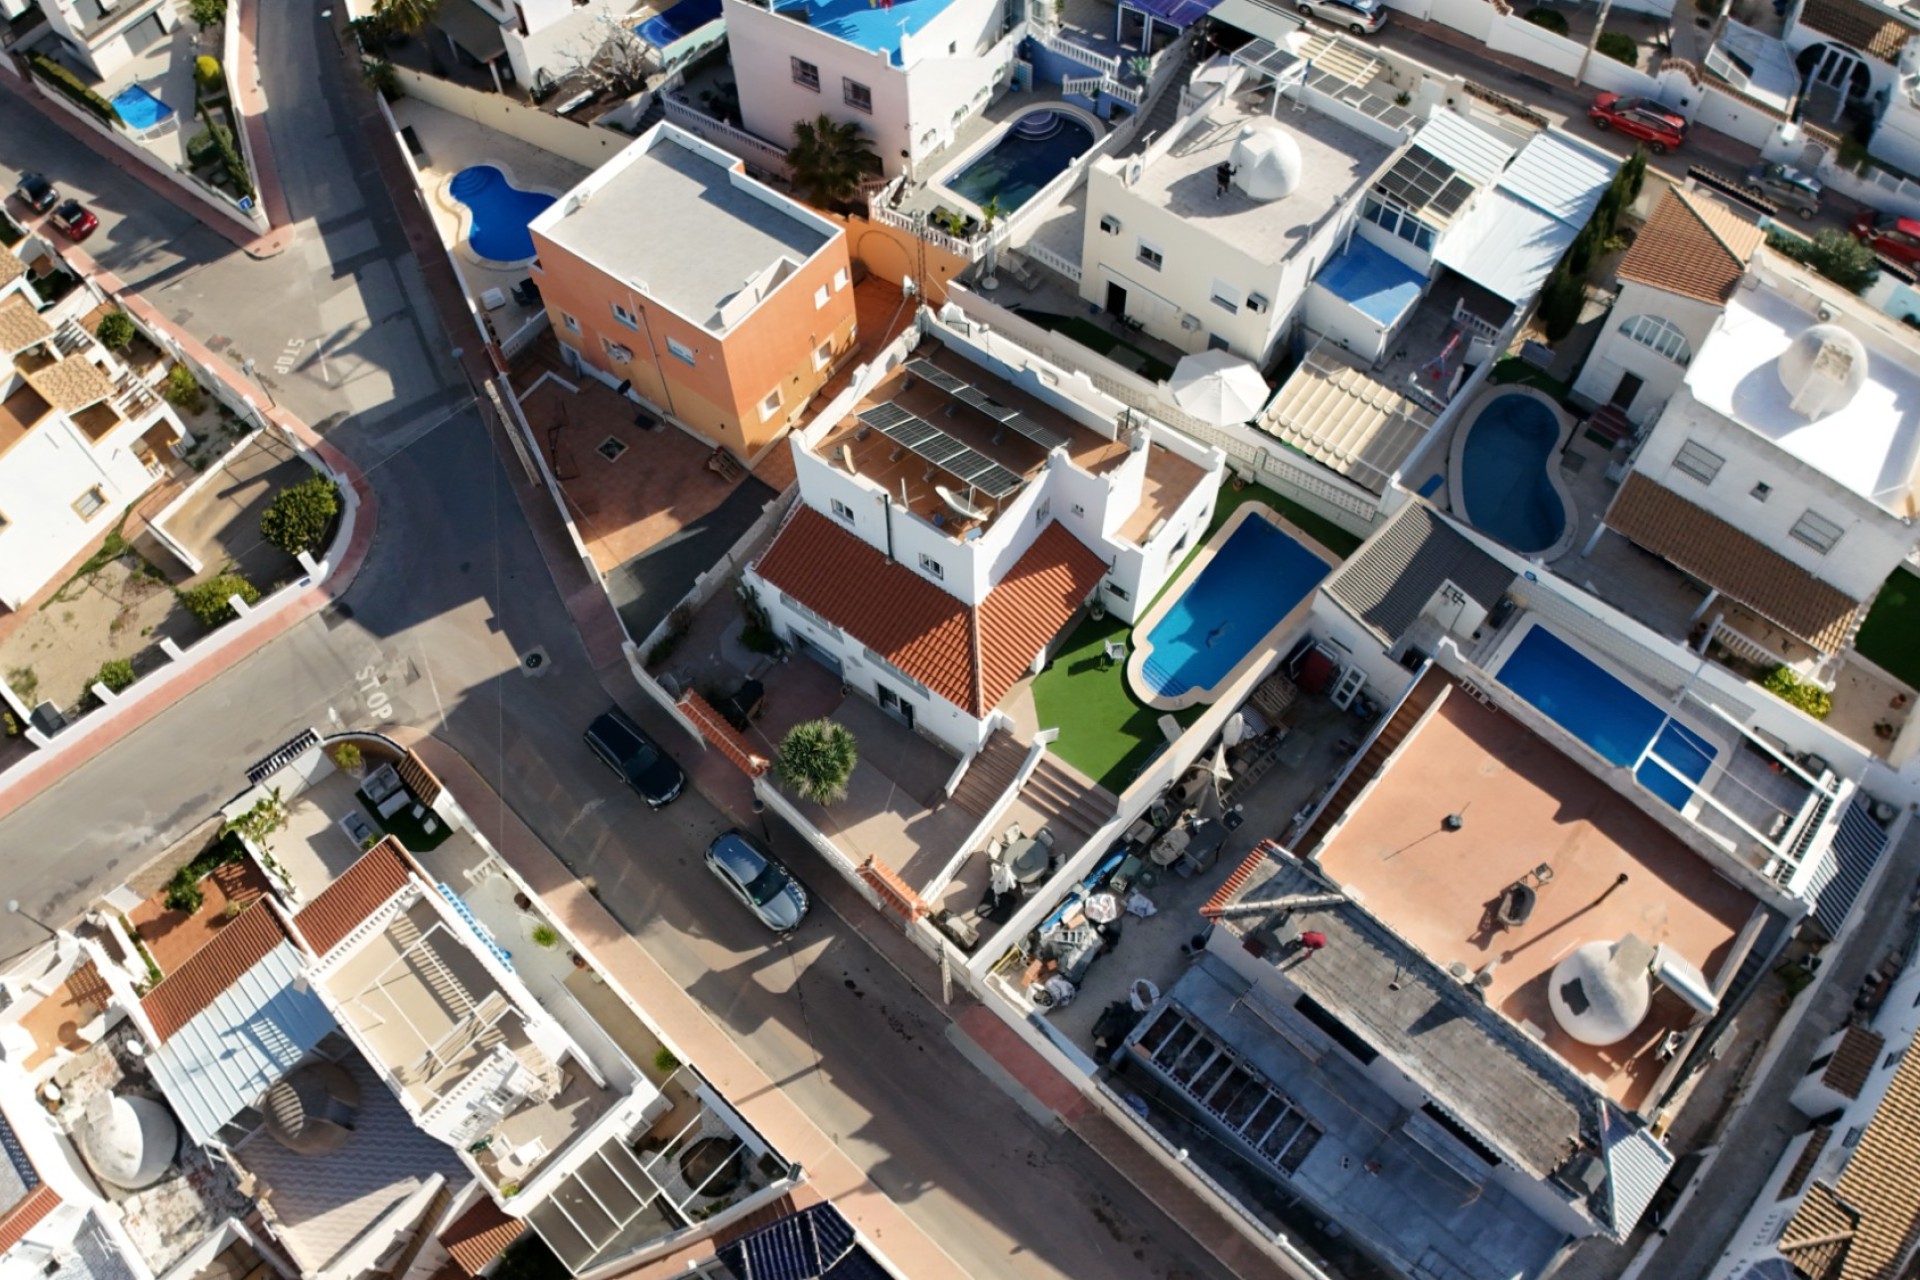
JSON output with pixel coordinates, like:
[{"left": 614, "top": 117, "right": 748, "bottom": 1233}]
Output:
[
  {"left": 1549, "top": 939, "right": 1653, "bottom": 1046},
  {"left": 78, "top": 1093, "right": 177, "bottom": 1190},
  {"left": 1229, "top": 122, "right": 1304, "bottom": 201},
  {"left": 1776, "top": 322, "right": 1867, "bottom": 419}
]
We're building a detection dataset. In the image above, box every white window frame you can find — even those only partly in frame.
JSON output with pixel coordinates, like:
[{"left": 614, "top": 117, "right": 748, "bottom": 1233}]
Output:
[
  {"left": 814, "top": 284, "right": 830, "bottom": 309},
  {"left": 602, "top": 337, "right": 633, "bottom": 364},
  {"left": 1098, "top": 214, "right": 1121, "bottom": 235},
  {"left": 667, "top": 336, "right": 696, "bottom": 365},
  {"left": 917, "top": 553, "right": 944, "bottom": 581},
  {"left": 611, "top": 302, "right": 639, "bottom": 331},
  {"left": 814, "top": 340, "right": 832, "bottom": 371},
  {"left": 1209, "top": 280, "right": 1240, "bottom": 314},
  {"left": 1618, "top": 313, "right": 1692, "bottom": 365},
  {"left": 1673, "top": 439, "right": 1724, "bottom": 485},
  {"left": 1789, "top": 509, "right": 1844, "bottom": 554},
  {"left": 72, "top": 486, "right": 107, "bottom": 520},
  {"left": 830, "top": 498, "right": 855, "bottom": 523},
  {"left": 560, "top": 311, "right": 581, "bottom": 335},
  {"left": 1136, "top": 240, "right": 1164, "bottom": 271},
  {"left": 760, "top": 387, "right": 783, "bottom": 420},
  {"left": 832, "top": 267, "right": 849, "bottom": 291},
  {"left": 843, "top": 78, "right": 872, "bottom": 112},
  {"left": 791, "top": 57, "right": 820, "bottom": 90}
]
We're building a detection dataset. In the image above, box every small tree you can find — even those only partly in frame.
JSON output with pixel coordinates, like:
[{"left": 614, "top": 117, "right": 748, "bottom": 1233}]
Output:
[
  {"left": 260, "top": 474, "right": 342, "bottom": 556},
  {"left": 95, "top": 310, "right": 135, "bottom": 351},
  {"left": 775, "top": 719, "right": 858, "bottom": 805},
  {"left": 1595, "top": 32, "right": 1638, "bottom": 67},
  {"left": 330, "top": 741, "right": 364, "bottom": 773},
  {"left": 788, "top": 114, "right": 878, "bottom": 211},
  {"left": 1538, "top": 264, "right": 1586, "bottom": 341},
  {"left": 226, "top": 787, "right": 290, "bottom": 855},
  {"left": 372, "top": 0, "right": 440, "bottom": 35},
  {"left": 96, "top": 659, "right": 136, "bottom": 693},
  {"left": 562, "top": 17, "right": 655, "bottom": 99},
  {"left": 1782, "top": 228, "right": 1880, "bottom": 294},
  {"left": 188, "top": 0, "right": 226, "bottom": 28},
  {"left": 163, "top": 364, "right": 206, "bottom": 414},
  {"left": 179, "top": 572, "right": 260, "bottom": 627},
  {"left": 361, "top": 58, "right": 401, "bottom": 100},
  {"left": 194, "top": 55, "right": 225, "bottom": 96},
  {"left": 1522, "top": 6, "right": 1569, "bottom": 33}
]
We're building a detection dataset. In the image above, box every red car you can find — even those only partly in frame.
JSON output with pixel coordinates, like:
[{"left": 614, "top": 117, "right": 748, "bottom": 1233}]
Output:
[
  {"left": 1588, "top": 93, "right": 1687, "bottom": 153},
  {"left": 1853, "top": 211, "right": 1920, "bottom": 268},
  {"left": 48, "top": 199, "right": 97, "bottom": 241}
]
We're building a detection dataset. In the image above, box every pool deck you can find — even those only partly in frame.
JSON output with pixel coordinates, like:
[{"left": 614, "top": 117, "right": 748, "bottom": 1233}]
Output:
[
  {"left": 924, "top": 103, "right": 1105, "bottom": 222},
  {"left": 93, "top": 13, "right": 210, "bottom": 171},
  {"left": 1124, "top": 503, "right": 1340, "bottom": 712},
  {"left": 1311, "top": 680, "right": 1765, "bottom": 1114},
  {"left": 1448, "top": 383, "right": 1580, "bottom": 563}
]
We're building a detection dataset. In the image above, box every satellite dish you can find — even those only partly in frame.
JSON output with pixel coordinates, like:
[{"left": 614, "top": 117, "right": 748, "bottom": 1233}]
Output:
[
  {"left": 838, "top": 443, "right": 856, "bottom": 473},
  {"left": 937, "top": 485, "right": 988, "bottom": 521}
]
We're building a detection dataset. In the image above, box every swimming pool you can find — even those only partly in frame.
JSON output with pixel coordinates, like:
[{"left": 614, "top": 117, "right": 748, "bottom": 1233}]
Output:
[
  {"left": 448, "top": 165, "right": 555, "bottom": 263},
  {"left": 111, "top": 84, "right": 174, "bottom": 132},
  {"left": 940, "top": 111, "right": 1096, "bottom": 214},
  {"left": 1457, "top": 392, "right": 1570, "bottom": 555},
  {"left": 1130, "top": 509, "right": 1330, "bottom": 705},
  {"left": 1498, "top": 626, "right": 1716, "bottom": 810}
]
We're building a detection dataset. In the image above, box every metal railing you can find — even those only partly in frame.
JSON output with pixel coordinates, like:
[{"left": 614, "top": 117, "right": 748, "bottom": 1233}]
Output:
[
  {"left": 1036, "top": 28, "right": 1121, "bottom": 77},
  {"left": 1021, "top": 239, "right": 1083, "bottom": 283}
]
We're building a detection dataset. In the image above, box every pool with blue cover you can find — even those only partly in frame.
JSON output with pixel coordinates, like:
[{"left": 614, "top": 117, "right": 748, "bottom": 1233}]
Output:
[
  {"left": 1316, "top": 237, "right": 1424, "bottom": 327},
  {"left": 111, "top": 83, "right": 174, "bottom": 131},
  {"left": 1459, "top": 392, "right": 1569, "bottom": 554},
  {"left": 941, "top": 111, "right": 1095, "bottom": 212},
  {"left": 449, "top": 165, "right": 555, "bottom": 263},
  {"left": 1497, "top": 626, "right": 1716, "bottom": 810},
  {"left": 1135, "top": 514, "right": 1328, "bottom": 701}
]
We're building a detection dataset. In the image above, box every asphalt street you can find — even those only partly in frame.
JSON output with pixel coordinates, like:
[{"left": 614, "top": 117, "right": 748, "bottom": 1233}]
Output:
[{"left": 0, "top": 7, "right": 1242, "bottom": 1278}]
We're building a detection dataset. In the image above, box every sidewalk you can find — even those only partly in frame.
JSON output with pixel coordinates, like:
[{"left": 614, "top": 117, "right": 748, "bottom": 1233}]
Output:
[{"left": 228, "top": 0, "right": 295, "bottom": 256}]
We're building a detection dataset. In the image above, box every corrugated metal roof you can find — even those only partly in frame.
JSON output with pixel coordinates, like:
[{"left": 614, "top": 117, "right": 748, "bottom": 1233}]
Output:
[
  {"left": 1264, "top": 347, "right": 1434, "bottom": 495},
  {"left": 148, "top": 940, "right": 336, "bottom": 1146},
  {"left": 1808, "top": 800, "right": 1893, "bottom": 936},
  {"left": 1603, "top": 1109, "right": 1674, "bottom": 1242},
  {"left": 1434, "top": 189, "right": 1575, "bottom": 304},
  {"left": 1412, "top": 111, "right": 1518, "bottom": 190},
  {"left": 1497, "top": 130, "right": 1617, "bottom": 226},
  {"left": 1323, "top": 501, "right": 1513, "bottom": 644}
]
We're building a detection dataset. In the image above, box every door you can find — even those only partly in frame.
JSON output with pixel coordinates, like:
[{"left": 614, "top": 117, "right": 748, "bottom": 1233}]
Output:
[
  {"left": 1105, "top": 280, "right": 1128, "bottom": 319},
  {"left": 878, "top": 684, "right": 915, "bottom": 730},
  {"left": 1610, "top": 371, "right": 1644, "bottom": 410}
]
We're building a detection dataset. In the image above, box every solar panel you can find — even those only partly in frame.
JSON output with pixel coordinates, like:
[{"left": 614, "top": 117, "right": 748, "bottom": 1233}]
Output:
[
  {"left": 1375, "top": 146, "right": 1476, "bottom": 224},
  {"left": 1232, "top": 38, "right": 1301, "bottom": 78},
  {"left": 857, "top": 403, "right": 1025, "bottom": 498},
  {"left": 904, "top": 358, "right": 1072, "bottom": 451},
  {"left": 905, "top": 358, "right": 967, "bottom": 393}
]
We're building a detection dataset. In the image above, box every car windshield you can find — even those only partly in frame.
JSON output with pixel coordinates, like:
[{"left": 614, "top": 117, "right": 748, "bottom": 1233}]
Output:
[
  {"left": 56, "top": 202, "right": 82, "bottom": 218},
  {"left": 623, "top": 739, "right": 658, "bottom": 772},
  {"left": 745, "top": 862, "right": 791, "bottom": 906}
]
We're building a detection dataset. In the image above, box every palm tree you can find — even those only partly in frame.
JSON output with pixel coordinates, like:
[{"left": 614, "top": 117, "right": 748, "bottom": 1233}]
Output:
[
  {"left": 373, "top": 0, "right": 439, "bottom": 36},
  {"left": 788, "top": 114, "right": 877, "bottom": 212},
  {"left": 775, "top": 719, "right": 859, "bottom": 805}
]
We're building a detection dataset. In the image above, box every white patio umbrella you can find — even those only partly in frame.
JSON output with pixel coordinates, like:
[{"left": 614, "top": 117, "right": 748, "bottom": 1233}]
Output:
[{"left": 1169, "top": 349, "right": 1271, "bottom": 426}]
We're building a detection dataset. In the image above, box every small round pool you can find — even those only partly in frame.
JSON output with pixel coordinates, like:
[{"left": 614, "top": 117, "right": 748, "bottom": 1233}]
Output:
[
  {"left": 1458, "top": 392, "right": 1571, "bottom": 555},
  {"left": 448, "top": 165, "right": 555, "bottom": 263},
  {"left": 940, "top": 110, "right": 1096, "bottom": 213}
]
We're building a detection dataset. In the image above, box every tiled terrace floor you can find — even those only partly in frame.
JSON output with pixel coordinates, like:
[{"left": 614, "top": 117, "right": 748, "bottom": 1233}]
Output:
[{"left": 128, "top": 858, "right": 271, "bottom": 975}]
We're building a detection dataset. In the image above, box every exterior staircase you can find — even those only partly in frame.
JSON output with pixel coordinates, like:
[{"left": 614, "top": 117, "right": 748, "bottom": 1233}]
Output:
[
  {"left": 1296, "top": 670, "right": 1448, "bottom": 853},
  {"left": 1017, "top": 755, "right": 1118, "bottom": 844},
  {"left": 949, "top": 729, "right": 1027, "bottom": 818}
]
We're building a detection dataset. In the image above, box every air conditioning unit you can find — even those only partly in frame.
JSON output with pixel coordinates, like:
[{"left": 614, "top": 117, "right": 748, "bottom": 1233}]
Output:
[
  {"left": 1817, "top": 304, "right": 1835, "bottom": 321},
  {"left": 1247, "top": 293, "right": 1270, "bottom": 314},
  {"left": 1099, "top": 215, "right": 1122, "bottom": 235},
  {"left": 1180, "top": 313, "right": 1202, "bottom": 331}
]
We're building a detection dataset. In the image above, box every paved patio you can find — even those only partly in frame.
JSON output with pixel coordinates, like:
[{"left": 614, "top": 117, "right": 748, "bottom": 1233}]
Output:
[
  {"left": 127, "top": 856, "right": 271, "bottom": 976},
  {"left": 157, "top": 432, "right": 310, "bottom": 590}
]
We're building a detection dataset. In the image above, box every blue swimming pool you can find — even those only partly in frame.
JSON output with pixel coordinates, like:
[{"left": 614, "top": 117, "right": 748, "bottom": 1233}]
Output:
[
  {"left": 942, "top": 112, "right": 1096, "bottom": 213},
  {"left": 1498, "top": 626, "right": 1716, "bottom": 810},
  {"left": 1459, "top": 393, "right": 1568, "bottom": 554},
  {"left": 111, "top": 83, "right": 174, "bottom": 132},
  {"left": 449, "top": 166, "right": 555, "bottom": 263},
  {"left": 1136, "top": 515, "right": 1329, "bottom": 700}
]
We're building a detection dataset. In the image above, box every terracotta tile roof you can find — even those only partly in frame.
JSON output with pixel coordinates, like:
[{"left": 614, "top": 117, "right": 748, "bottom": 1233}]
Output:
[
  {"left": 293, "top": 836, "right": 414, "bottom": 958},
  {"left": 440, "top": 1197, "right": 524, "bottom": 1275},
  {"left": 141, "top": 902, "right": 289, "bottom": 1042},
  {"left": 1202, "top": 842, "right": 1279, "bottom": 919},
  {"left": 678, "top": 691, "right": 770, "bottom": 777},
  {"left": 0, "top": 246, "right": 24, "bottom": 288},
  {"left": 858, "top": 857, "right": 928, "bottom": 921},
  {"left": 755, "top": 506, "right": 1105, "bottom": 717},
  {"left": 1782, "top": 1043, "right": 1920, "bottom": 1280},
  {"left": 1616, "top": 187, "right": 1760, "bottom": 305},
  {"left": 1603, "top": 473, "right": 1862, "bottom": 652},
  {"left": 1825, "top": 1026, "right": 1888, "bottom": 1101},
  {"left": 0, "top": 1184, "right": 61, "bottom": 1254},
  {"left": 1781, "top": 1126, "right": 1835, "bottom": 1201},
  {"left": 0, "top": 294, "right": 51, "bottom": 356},
  {"left": 25, "top": 355, "right": 116, "bottom": 413},
  {"left": 1796, "top": 0, "right": 1914, "bottom": 61}
]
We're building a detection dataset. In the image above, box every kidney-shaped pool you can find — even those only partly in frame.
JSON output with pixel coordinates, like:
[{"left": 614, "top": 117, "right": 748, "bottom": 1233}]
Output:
[{"left": 1457, "top": 391, "right": 1572, "bottom": 556}]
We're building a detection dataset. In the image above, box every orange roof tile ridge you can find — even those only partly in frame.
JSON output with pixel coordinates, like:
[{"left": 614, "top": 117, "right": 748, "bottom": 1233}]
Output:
[{"left": 1674, "top": 185, "right": 1752, "bottom": 267}]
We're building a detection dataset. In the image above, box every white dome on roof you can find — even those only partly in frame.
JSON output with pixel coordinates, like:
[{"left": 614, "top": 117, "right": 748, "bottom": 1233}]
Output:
[
  {"left": 1776, "top": 322, "right": 1867, "bottom": 419},
  {"left": 1549, "top": 940, "right": 1652, "bottom": 1046},
  {"left": 1229, "top": 122, "right": 1303, "bottom": 201},
  {"left": 77, "top": 1093, "right": 176, "bottom": 1190}
]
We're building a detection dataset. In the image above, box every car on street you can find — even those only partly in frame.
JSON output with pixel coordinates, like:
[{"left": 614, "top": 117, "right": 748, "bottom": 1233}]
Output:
[
  {"left": 1852, "top": 211, "right": 1920, "bottom": 267},
  {"left": 48, "top": 199, "right": 98, "bottom": 241},
  {"left": 1588, "top": 94, "right": 1687, "bottom": 153},
  {"left": 1743, "top": 162, "right": 1821, "bottom": 218},
  {"left": 704, "top": 830, "right": 809, "bottom": 933},
  {"left": 1295, "top": 0, "right": 1387, "bottom": 32},
  {"left": 583, "top": 706, "right": 685, "bottom": 807},
  {"left": 14, "top": 172, "right": 56, "bottom": 214}
]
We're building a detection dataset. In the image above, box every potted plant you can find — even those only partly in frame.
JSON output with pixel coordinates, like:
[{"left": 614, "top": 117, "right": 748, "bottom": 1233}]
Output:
[
  {"left": 654, "top": 1046, "right": 681, "bottom": 1075},
  {"left": 330, "top": 741, "right": 365, "bottom": 777},
  {"left": 513, "top": 891, "right": 532, "bottom": 911},
  {"left": 569, "top": 951, "right": 588, "bottom": 970},
  {"left": 531, "top": 923, "right": 559, "bottom": 949}
]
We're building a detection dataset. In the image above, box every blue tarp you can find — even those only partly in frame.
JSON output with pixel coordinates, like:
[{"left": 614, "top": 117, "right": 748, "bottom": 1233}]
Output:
[
  {"left": 1316, "top": 236, "right": 1425, "bottom": 327},
  {"left": 636, "top": 0, "right": 721, "bottom": 48}
]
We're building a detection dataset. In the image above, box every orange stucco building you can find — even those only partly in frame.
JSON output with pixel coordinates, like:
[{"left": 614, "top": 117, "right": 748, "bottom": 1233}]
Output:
[{"left": 527, "top": 124, "right": 858, "bottom": 459}]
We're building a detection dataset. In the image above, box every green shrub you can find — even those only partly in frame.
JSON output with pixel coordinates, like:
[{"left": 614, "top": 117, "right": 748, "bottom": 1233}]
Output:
[
  {"left": 1522, "top": 6, "right": 1570, "bottom": 33},
  {"left": 194, "top": 55, "right": 225, "bottom": 95},
  {"left": 531, "top": 924, "right": 559, "bottom": 948},
  {"left": 6, "top": 667, "right": 38, "bottom": 704},
  {"left": 1763, "top": 665, "right": 1833, "bottom": 719},
  {"left": 179, "top": 572, "right": 260, "bottom": 627},
  {"left": 0, "top": 214, "right": 22, "bottom": 247},
  {"left": 26, "top": 53, "right": 121, "bottom": 126},
  {"left": 163, "top": 364, "right": 206, "bottom": 413},
  {"left": 94, "top": 311, "right": 135, "bottom": 351},
  {"left": 775, "top": 719, "right": 859, "bottom": 805},
  {"left": 653, "top": 1046, "right": 681, "bottom": 1075},
  {"left": 160, "top": 830, "right": 247, "bottom": 914},
  {"left": 1595, "top": 31, "right": 1638, "bottom": 66},
  {"left": 186, "top": 123, "right": 232, "bottom": 169},
  {"left": 96, "top": 659, "right": 136, "bottom": 693},
  {"left": 1537, "top": 266, "right": 1586, "bottom": 340},
  {"left": 361, "top": 58, "right": 401, "bottom": 101},
  {"left": 189, "top": 0, "right": 226, "bottom": 28},
  {"left": 260, "top": 475, "right": 342, "bottom": 556},
  {"left": 1767, "top": 226, "right": 1879, "bottom": 294}
]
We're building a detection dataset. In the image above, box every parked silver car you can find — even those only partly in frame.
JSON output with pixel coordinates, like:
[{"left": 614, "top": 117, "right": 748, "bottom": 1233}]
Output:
[
  {"left": 1743, "top": 162, "right": 1821, "bottom": 218},
  {"left": 1296, "top": 0, "right": 1387, "bottom": 33},
  {"left": 704, "top": 831, "right": 810, "bottom": 934}
]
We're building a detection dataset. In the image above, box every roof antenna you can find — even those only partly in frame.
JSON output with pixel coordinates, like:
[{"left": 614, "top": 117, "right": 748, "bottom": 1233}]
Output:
[{"left": 1443, "top": 812, "right": 1465, "bottom": 831}]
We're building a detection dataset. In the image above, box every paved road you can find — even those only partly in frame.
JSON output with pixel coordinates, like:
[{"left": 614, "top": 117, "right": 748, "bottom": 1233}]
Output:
[{"left": 0, "top": 12, "right": 1243, "bottom": 1279}]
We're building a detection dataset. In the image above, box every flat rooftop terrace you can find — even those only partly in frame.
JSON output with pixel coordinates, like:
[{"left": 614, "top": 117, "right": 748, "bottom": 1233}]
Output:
[
  {"left": 814, "top": 342, "right": 1206, "bottom": 540},
  {"left": 767, "top": 0, "right": 962, "bottom": 60},
  {"left": 1312, "top": 684, "right": 1762, "bottom": 1111},
  {"left": 1135, "top": 90, "right": 1390, "bottom": 264}
]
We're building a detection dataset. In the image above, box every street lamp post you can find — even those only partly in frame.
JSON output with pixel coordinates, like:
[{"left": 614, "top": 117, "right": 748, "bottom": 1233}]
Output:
[
  {"left": 7, "top": 900, "right": 55, "bottom": 941},
  {"left": 241, "top": 356, "right": 278, "bottom": 411}
]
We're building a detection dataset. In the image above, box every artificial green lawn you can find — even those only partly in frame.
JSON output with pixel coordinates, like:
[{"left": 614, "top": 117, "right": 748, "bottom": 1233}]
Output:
[{"left": 1855, "top": 566, "right": 1920, "bottom": 689}]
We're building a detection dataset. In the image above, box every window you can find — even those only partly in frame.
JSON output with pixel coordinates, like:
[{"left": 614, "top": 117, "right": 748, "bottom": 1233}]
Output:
[
  {"left": 791, "top": 57, "right": 820, "bottom": 90},
  {"left": 843, "top": 78, "right": 872, "bottom": 112},
  {"left": 1887, "top": 1048, "right": 1909, "bottom": 1070},
  {"left": 1360, "top": 195, "right": 1435, "bottom": 252},
  {"left": 779, "top": 590, "right": 842, "bottom": 638},
  {"left": 830, "top": 498, "right": 855, "bottom": 523},
  {"left": 814, "top": 285, "right": 830, "bottom": 309},
  {"left": 832, "top": 268, "right": 849, "bottom": 291},
  {"left": 1806, "top": 1051, "right": 1835, "bottom": 1075},
  {"left": 601, "top": 337, "right": 632, "bottom": 364},
  {"left": 72, "top": 487, "right": 106, "bottom": 520},
  {"left": 1618, "top": 313, "right": 1693, "bottom": 365},
  {"left": 1136, "top": 241, "right": 1164, "bottom": 270},
  {"left": 1098, "top": 214, "right": 1121, "bottom": 235},
  {"left": 1673, "top": 439, "right": 1725, "bottom": 485},
  {"left": 1843, "top": 1125, "right": 1866, "bottom": 1149},
  {"left": 1751, "top": 482, "right": 1772, "bottom": 501},
  {"left": 1790, "top": 509, "right": 1844, "bottom": 554},
  {"left": 1209, "top": 280, "right": 1240, "bottom": 314},
  {"left": 1104, "top": 581, "right": 1129, "bottom": 601},
  {"left": 814, "top": 341, "right": 833, "bottom": 371},
  {"left": 917, "top": 553, "right": 944, "bottom": 580},
  {"left": 1034, "top": 497, "right": 1051, "bottom": 527},
  {"left": 667, "top": 336, "right": 696, "bottom": 365},
  {"left": 1207, "top": 333, "right": 1230, "bottom": 352},
  {"left": 513, "top": 1, "right": 528, "bottom": 35},
  {"left": 560, "top": 311, "right": 580, "bottom": 335},
  {"left": 611, "top": 302, "right": 639, "bottom": 331},
  {"left": 760, "top": 388, "right": 783, "bottom": 420}
]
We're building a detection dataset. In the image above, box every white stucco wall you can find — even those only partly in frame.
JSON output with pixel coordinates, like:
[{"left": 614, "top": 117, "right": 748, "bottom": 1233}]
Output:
[
  {"left": 1571, "top": 281, "right": 1726, "bottom": 422},
  {"left": 0, "top": 411, "right": 160, "bottom": 610}
]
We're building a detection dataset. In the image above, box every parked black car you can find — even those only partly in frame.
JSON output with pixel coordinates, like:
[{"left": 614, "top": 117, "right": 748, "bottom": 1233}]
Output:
[
  {"left": 584, "top": 706, "right": 685, "bottom": 807},
  {"left": 14, "top": 173, "right": 57, "bottom": 214}
]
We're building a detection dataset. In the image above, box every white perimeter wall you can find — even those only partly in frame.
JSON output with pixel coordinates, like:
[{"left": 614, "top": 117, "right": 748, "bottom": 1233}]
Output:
[
  {"left": 725, "top": 0, "right": 910, "bottom": 175},
  {"left": 0, "top": 413, "right": 158, "bottom": 610}
]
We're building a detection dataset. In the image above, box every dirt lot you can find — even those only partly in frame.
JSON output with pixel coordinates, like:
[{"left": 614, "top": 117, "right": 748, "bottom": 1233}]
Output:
[{"left": 1, "top": 552, "right": 202, "bottom": 720}]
